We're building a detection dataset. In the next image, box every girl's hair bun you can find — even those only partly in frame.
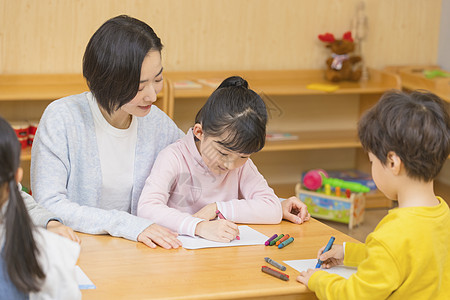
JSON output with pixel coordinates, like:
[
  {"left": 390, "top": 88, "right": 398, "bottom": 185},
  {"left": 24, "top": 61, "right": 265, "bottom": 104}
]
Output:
[{"left": 217, "top": 76, "right": 248, "bottom": 89}]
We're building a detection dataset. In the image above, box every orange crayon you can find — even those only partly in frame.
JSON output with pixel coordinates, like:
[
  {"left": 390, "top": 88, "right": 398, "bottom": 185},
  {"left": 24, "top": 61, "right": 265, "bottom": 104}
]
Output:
[{"left": 276, "top": 234, "right": 290, "bottom": 246}]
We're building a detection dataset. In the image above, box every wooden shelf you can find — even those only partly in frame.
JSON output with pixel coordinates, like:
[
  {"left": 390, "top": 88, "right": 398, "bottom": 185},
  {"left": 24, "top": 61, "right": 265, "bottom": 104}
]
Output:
[
  {"left": 4, "top": 69, "right": 400, "bottom": 209},
  {"left": 0, "top": 74, "right": 88, "bottom": 101},
  {"left": 385, "top": 65, "right": 450, "bottom": 103},
  {"left": 166, "top": 68, "right": 401, "bottom": 99},
  {"left": 20, "top": 146, "right": 32, "bottom": 161},
  {"left": 263, "top": 130, "right": 360, "bottom": 152},
  {"left": 166, "top": 68, "right": 399, "bottom": 210},
  {"left": 0, "top": 73, "right": 166, "bottom": 101}
]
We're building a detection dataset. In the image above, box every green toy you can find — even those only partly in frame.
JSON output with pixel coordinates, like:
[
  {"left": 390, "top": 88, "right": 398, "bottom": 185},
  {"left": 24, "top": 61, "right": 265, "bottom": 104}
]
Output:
[{"left": 423, "top": 70, "right": 450, "bottom": 79}]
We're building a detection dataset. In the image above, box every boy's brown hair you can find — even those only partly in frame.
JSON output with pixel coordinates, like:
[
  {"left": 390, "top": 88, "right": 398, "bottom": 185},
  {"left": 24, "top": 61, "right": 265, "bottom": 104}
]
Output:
[{"left": 358, "top": 90, "right": 450, "bottom": 182}]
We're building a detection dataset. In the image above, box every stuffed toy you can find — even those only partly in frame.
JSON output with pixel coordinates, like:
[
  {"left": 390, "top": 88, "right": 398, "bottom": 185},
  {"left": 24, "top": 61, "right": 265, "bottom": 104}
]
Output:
[{"left": 318, "top": 31, "right": 362, "bottom": 82}]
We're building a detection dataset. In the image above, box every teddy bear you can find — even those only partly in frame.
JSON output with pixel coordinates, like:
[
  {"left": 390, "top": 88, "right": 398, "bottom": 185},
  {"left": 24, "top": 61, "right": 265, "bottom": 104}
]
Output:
[{"left": 318, "top": 31, "right": 362, "bottom": 82}]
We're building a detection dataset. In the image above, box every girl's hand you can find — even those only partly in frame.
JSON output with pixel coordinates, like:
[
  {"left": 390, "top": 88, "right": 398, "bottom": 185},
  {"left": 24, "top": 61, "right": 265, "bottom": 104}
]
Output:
[
  {"left": 47, "top": 220, "right": 81, "bottom": 244},
  {"left": 195, "top": 219, "right": 239, "bottom": 242},
  {"left": 282, "top": 196, "right": 311, "bottom": 224},
  {"left": 137, "top": 223, "right": 182, "bottom": 249},
  {"left": 297, "top": 268, "right": 320, "bottom": 287},
  {"left": 317, "top": 244, "right": 344, "bottom": 269},
  {"left": 192, "top": 203, "right": 218, "bottom": 220}
]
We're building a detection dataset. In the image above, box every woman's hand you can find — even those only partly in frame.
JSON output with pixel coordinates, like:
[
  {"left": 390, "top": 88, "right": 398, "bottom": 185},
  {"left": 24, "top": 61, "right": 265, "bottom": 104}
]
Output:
[
  {"left": 195, "top": 220, "right": 239, "bottom": 242},
  {"left": 47, "top": 220, "right": 81, "bottom": 244},
  {"left": 281, "top": 196, "right": 311, "bottom": 224},
  {"left": 137, "top": 223, "right": 182, "bottom": 249},
  {"left": 192, "top": 203, "right": 218, "bottom": 220}
]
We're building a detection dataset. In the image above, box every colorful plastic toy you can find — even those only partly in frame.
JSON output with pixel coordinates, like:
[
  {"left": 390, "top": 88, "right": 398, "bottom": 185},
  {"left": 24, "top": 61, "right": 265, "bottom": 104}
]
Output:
[{"left": 303, "top": 169, "right": 370, "bottom": 193}]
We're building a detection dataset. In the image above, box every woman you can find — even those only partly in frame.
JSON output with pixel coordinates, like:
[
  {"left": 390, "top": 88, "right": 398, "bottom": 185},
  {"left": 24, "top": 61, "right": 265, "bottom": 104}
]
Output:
[{"left": 31, "top": 15, "right": 309, "bottom": 249}]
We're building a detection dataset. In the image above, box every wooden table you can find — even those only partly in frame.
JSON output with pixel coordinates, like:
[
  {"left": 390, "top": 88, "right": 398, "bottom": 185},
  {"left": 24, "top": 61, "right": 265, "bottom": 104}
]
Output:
[{"left": 79, "top": 219, "right": 359, "bottom": 299}]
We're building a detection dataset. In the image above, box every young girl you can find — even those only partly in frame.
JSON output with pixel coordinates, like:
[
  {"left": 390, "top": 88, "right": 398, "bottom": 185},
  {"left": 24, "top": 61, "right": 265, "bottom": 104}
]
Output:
[
  {"left": 0, "top": 117, "right": 80, "bottom": 299},
  {"left": 137, "top": 76, "right": 284, "bottom": 242}
]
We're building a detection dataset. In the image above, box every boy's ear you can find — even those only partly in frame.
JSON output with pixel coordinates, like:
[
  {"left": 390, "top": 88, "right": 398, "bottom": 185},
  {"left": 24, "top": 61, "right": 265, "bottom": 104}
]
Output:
[
  {"left": 387, "top": 151, "right": 402, "bottom": 175},
  {"left": 192, "top": 124, "right": 204, "bottom": 140}
]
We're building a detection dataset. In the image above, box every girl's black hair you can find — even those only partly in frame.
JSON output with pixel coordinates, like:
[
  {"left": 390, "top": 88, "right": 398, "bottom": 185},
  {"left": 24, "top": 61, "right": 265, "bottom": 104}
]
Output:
[
  {"left": 195, "top": 76, "right": 268, "bottom": 154},
  {"left": 0, "top": 116, "right": 45, "bottom": 292},
  {"left": 83, "top": 15, "right": 163, "bottom": 115}
]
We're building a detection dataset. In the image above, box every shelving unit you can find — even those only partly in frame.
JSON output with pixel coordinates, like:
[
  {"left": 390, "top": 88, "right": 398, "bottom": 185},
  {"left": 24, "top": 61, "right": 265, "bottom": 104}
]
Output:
[
  {"left": 0, "top": 74, "right": 170, "bottom": 188},
  {"left": 1, "top": 69, "right": 400, "bottom": 208},
  {"left": 165, "top": 68, "right": 401, "bottom": 207}
]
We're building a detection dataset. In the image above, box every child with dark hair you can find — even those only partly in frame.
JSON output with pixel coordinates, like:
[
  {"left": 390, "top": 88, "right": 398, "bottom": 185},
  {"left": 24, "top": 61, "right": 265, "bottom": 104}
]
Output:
[
  {"left": 297, "top": 90, "right": 450, "bottom": 299},
  {"left": 0, "top": 116, "right": 80, "bottom": 299},
  {"left": 138, "top": 76, "right": 305, "bottom": 242}
]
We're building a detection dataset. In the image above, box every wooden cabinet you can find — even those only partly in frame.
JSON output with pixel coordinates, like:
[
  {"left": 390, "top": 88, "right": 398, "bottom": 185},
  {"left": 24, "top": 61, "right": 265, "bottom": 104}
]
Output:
[
  {"left": 165, "top": 68, "right": 400, "bottom": 207},
  {"left": 1, "top": 69, "right": 399, "bottom": 207},
  {"left": 0, "top": 74, "right": 170, "bottom": 188}
]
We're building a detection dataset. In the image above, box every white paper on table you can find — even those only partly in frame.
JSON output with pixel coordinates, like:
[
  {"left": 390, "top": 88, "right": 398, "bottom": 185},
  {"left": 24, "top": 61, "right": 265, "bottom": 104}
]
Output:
[
  {"left": 75, "top": 266, "right": 96, "bottom": 289},
  {"left": 178, "top": 225, "right": 268, "bottom": 249},
  {"left": 284, "top": 259, "right": 357, "bottom": 279}
]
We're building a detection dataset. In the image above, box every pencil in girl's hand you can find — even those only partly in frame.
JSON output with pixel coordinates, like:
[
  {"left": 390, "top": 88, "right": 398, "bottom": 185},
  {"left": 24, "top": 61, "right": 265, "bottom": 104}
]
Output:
[{"left": 216, "top": 209, "right": 240, "bottom": 240}]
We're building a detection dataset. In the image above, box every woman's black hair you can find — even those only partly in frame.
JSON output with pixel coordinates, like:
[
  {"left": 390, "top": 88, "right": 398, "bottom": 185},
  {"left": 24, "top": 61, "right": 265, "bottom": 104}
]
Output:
[
  {"left": 83, "top": 15, "right": 163, "bottom": 114},
  {"left": 0, "top": 116, "right": 45, "bottom": 292},
  {"left": 195, "top": 76, "right": 268, "bottom": 154}
]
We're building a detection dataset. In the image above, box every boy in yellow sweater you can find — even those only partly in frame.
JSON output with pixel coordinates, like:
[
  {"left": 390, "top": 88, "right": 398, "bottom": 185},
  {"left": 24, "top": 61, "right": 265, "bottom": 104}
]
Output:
[{"left": 297, "top": 90, "right": 450, "bottom": 299}]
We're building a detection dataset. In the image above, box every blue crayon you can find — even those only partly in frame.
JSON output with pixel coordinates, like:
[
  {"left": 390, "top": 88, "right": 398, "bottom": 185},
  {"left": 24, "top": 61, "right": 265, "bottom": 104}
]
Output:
[
  {"left": 277, "top": 237, "right": 294, "bottom": 249},
  {"left": 316, "top": 236, "right": 335, "bottom": 268},
  {"left": 265, "top": 234, "right": 278, "bottom": 246}
]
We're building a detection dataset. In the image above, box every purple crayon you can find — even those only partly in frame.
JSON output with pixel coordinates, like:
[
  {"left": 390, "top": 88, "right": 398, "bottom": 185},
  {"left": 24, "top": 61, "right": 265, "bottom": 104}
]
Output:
[{"left": 265, "top": 234, "right": 278, "bottom": 246}]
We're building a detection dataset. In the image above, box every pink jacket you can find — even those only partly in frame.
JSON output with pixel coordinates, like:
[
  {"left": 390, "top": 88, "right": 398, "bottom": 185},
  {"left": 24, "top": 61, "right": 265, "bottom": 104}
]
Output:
[{"left": 137, "top": 129, "right": 282, "bottom": 236}]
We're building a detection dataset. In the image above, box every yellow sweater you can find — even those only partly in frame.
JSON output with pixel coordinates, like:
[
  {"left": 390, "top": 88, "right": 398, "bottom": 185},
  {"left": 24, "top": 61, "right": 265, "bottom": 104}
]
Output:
[{"left": 309, "top": 197, "right": 450, "bottom": 299}]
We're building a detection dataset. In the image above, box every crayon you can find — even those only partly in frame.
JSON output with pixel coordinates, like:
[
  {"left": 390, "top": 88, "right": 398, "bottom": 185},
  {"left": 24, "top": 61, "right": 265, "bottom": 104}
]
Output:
[
  {"left": 264, "top": 257, "right": 287, "bottom": 271},
  {"left": 261, "top": 266, "right": 289, "bottom": 281},
  {"left": 276, "top": 234, "right": 290, "bottom": 246},
  {"left": 278, "top": 237, "right": 294, "bottom": 249},
  {"left": 265, "top": 234, "right": 278, "bottom": 246},
  {"left": 215, "top": 210, "right": 240, "bottom": 240},
  {"left": 216, "top": 209, "right": 225, "bottom": 220},
  {"left": 316, "top": 236, "right": 335, "bottom": 268},
  {"left": 270, "top": 234, "right": 284, "bottom": 246}
]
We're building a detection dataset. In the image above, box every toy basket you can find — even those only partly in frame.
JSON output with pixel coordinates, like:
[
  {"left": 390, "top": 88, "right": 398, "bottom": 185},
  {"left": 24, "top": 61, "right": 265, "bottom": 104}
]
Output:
[{"left": 295, "top": 183, "right": 365, "bottom": 229}]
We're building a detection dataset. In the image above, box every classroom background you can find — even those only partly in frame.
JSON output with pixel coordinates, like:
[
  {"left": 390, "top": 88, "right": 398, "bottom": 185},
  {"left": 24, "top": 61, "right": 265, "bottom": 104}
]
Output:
[{"left": 1, "top": 0, "right": 449, "bottom": 240}]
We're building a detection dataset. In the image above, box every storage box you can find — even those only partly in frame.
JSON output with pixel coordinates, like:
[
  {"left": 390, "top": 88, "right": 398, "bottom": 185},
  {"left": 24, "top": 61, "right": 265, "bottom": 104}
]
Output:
[{"left": 295, "top": 183, "right": 365, "bottom": 229}]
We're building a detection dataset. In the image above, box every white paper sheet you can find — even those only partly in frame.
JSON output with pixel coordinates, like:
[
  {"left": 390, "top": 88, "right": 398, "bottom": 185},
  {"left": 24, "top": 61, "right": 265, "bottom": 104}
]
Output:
[
  {"left": 75, "top": 266, "right": 96, "bottom": 289},
  {"left": 284, "top": 259, "right": 357, "bottom": 279},
  {"left": 178, "top": 225, "right": 268, "bottom": 249}
]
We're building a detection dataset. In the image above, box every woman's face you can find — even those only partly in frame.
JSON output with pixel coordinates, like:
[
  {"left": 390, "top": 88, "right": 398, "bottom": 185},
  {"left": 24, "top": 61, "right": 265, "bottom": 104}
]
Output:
[{"left": 120, "top": 50, "right": 164, "bottom": 117}]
